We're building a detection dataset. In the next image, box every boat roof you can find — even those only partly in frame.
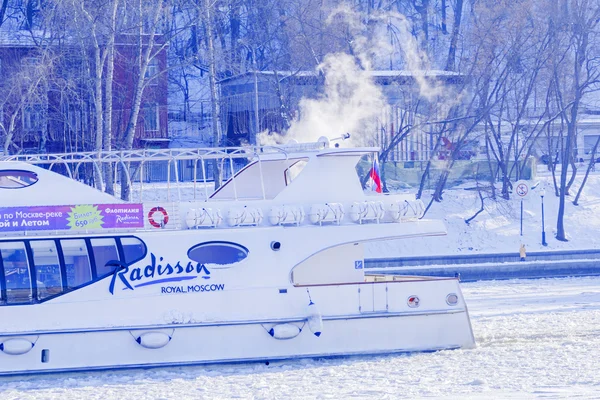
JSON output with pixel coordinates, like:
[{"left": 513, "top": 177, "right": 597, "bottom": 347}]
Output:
[{"left": 0, "top": 161, "right": 125, "bottom": 207}]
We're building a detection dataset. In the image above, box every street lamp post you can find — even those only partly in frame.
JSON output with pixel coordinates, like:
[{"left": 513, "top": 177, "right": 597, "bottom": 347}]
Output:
[{"left": 541, "top": 188, "right": 548, "bottom": 246}]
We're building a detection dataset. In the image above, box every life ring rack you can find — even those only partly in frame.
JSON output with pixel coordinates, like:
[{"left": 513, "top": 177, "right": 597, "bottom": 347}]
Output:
[{"left": 148, "top": 206, "right": 169, "bottom": 228}]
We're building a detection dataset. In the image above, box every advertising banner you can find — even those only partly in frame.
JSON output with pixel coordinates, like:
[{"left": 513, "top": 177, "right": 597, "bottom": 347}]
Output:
[{"left": 0, "top": 204, "right": 144, "bottom": 232}]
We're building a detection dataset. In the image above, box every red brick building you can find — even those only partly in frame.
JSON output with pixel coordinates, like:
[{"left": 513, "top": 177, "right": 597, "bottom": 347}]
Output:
[{"left": 0, "top": 31, "right": 169, "bottom": 154}]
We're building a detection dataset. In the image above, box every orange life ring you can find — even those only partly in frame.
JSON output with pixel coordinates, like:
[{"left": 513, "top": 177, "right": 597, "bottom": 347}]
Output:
[{"left": 148, "top": 206, "right": 169, "bottom": 228}]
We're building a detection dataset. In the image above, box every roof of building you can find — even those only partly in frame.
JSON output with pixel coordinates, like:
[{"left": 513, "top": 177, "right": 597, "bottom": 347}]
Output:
[
  {"left": 218, "top": 69, "right": 465, "bottom": 85},
  {"left": 0, "top": 30, "right": 44, "bottom": 47}
]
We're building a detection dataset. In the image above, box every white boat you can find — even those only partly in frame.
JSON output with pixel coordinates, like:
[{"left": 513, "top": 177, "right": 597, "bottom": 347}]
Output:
[{"left": 0, "top": 140, "right": 475, "bottom": 375}]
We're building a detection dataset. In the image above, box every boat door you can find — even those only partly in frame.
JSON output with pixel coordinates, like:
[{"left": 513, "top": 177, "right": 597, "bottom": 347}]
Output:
[{"left": 359, "top": 283, "right": 388, "bottom": 313}]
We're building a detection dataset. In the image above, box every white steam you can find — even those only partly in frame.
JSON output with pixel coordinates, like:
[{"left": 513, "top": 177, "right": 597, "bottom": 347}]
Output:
[
  {"left": 285, "top": 53, "right": 387, "bottom": 147},
  {"left": 257, "top": 5, "right": 449, "bottom": 147}
]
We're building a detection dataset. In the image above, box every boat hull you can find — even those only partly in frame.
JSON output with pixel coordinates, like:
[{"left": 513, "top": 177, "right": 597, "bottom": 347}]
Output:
[{"left": 0, "top": 309, "right": 473, "bottom": 375}]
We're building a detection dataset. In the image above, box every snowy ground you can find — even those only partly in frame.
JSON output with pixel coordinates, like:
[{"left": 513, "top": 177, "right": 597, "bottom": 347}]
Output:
[
  {"left": 1, "top": 276, "right": 599, "bottom": 399},
  {"left": 366, "top": 171, "right": 600, "bottom": 258}
]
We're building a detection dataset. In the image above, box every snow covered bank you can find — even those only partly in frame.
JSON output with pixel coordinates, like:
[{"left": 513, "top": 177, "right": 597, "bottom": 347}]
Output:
[{"left": 366, "top": 174, "right": 600, "bottom": 258}]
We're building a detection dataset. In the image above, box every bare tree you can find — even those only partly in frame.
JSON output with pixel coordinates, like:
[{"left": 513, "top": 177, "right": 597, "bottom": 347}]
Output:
[
  {"left": 0, "top": 45, "right": 53, "bottom": 155},
  {"left": 445, "top": 0, "right": 463, "bottom": 71},
  {"left": 551, "top": 1, "right": 600, "bottom": 241},
  {"left": 199, "top": 0, "right": 223, "bottom": 190}
]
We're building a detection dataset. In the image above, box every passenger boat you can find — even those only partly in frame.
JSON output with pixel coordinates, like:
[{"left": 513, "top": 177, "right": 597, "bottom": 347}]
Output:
[{"left": 0, "top": 139, "right": 475, "bottom": 375}]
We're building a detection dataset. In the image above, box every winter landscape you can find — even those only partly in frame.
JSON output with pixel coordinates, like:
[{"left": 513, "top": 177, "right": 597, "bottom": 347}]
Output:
[
  {"left": 2, "top": 0, "right": 600, "bottom": 398},
  {"left": 0, "top": 168, "right": 599, "bottom": 399}
]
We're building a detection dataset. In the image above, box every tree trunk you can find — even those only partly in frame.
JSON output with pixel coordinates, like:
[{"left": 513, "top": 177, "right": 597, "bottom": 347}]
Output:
[
  {"left": 203, "top": 0, "right": 222, "bottom": 189},
  {"left": 120, "top": 0, "right": 163, "bottom": 200},
  {"left": 3, "top": 111, "right": 19, "bottom": 155},
  {"left": 573, "top": 136, "right": 600, "bottom": 205},
  {"left": 484, "top": 133, "right": 496, "bottom": 200},
  {"left": 465, "top": 185, "right": 485, "bottom": 225},
  {"left": 556, "top": 120, "right": 571, "bottom": 241},
  {"left": 441, "top": 0, "right": 447, "bottom": 34},
  {"left": 0, "top": 0, "right": 8, "bottom": 28},
  {"left": 417, "top": 133, "right": 444, "bottom": 199},
  {"left": 93, "top": 45, "right": 104, "bottom": 190},
  {"left": 413, "top": 0, "right": 429, "bottom": 42},
  {"left": 445, "top": 0, "right": 463, "bottom": 71},
  {"left": 272, "top": 70, "right": 291, "bottom": 133},
  {"left": 103, "top": 0, "right": 119, "bottom": 196},
  {"left": 416, "top": 159, "right": 431, "bottom": 200}
]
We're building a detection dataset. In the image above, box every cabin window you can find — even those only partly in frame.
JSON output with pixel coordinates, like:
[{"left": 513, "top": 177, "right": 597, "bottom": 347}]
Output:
[
  {"left": 61, "top": 239, "right": 92, "bottom": 289},
  {"left": 121, "top": 237, "right": 146, "bottom": 264},
  {"left": 284, "top": 160, "right": 307, "bottom": 185},
  {"left": 30, "top": 240, "right": 63, "bottom": 301},
  {"left": 0, "top": 170, "right": 39, "bottom": 189},
  {"left": 0, "top": 242, "right": 32, "bottom": 304},
  {"left": 22, "top": 104, "right": 44, "bottom": 131},
  {"left": 90, "top": 238, "right": 120, "bottom": 277},
  {"left": 0, "top": 236, "right": 147, "bottom": 306}
]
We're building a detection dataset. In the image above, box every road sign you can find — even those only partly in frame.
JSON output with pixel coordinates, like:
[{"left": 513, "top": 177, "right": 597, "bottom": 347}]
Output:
[{"left": 515, "top": 180, "right": 530, "bottom": 198}]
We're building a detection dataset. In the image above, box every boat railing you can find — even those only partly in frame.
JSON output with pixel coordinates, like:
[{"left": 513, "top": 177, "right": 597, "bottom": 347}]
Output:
[{"left": 0, "top": 142, "right": 328, "bottom": 203}]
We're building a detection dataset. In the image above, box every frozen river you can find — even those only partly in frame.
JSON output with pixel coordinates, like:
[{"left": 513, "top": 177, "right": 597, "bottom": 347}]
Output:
[{"left": 2, "top": 276, "right": 600, "bottom": 399}]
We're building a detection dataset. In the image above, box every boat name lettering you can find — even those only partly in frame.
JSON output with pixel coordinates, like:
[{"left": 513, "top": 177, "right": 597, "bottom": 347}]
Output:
[
  {"left": 116, "top": 214, "right": 141, "bottom": 223},
  {"left": 161, "top": 284, "right": 225, "bottom": 294},
  {"left": 109, "top": 253, "right": 211, "bottom": 294}
]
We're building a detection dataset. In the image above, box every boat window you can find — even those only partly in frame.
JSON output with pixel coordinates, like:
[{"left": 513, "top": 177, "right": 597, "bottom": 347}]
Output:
[
  {"left": 60, "top": 239, "right": 92, "bottom": 289},
  {"left": 284, "top": 160, "right": 307, "bottom": 185},
  {"left": 187, "top": 241, "right": 249, "bottom": 267},
  {"left": 210, "top": 158, "right": 309, "bottom": 200},
  {"left": 30, "top": 240, "right": 63, "bottom": 301},
  {"left": 90, "top": 238, "right": 120, "bottom": 277},
  {"left": 121, "top": 237, "right": 146, "bottom": 264},
  {"left": 0, "top": 236, "right": 146, "bottom": 305},
  {"left": 0, "top": 242, "right": 32, "bottom": 304},
  {"left": 0, "top": 170, "right": 39, "bottom": 189}
]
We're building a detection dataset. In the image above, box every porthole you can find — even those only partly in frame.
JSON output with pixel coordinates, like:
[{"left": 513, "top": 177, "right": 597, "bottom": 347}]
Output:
[
  {"left": 446, "top": 293, "right": 459, "bottom": 306},
  {"left": 188, "top": 241, "right": 249, "bottom": 269}
]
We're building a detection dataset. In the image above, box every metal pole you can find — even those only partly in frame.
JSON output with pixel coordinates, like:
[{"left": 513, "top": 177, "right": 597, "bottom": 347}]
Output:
[
  {"left": 520, "top": 198, "right": 523, "bottom": 237},
  {"left": 541, "top": 194, "right": 547, "bottom": 246},
  {"left": 253, "top": 48, "right": 260, "bottom": 144}
]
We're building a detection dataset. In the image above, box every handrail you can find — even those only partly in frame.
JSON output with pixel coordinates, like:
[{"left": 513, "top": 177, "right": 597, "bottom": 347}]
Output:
[
  {"left": 0, "top": 144, "right": 323, "bottom": 164},
  {"left": 0, "top": 142, "right": 373, "bottom": 203}
]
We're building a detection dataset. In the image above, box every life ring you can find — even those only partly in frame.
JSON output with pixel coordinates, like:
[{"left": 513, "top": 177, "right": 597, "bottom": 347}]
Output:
[{"left": 148, "top": 206, "right": 169, "bottom": 228}]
